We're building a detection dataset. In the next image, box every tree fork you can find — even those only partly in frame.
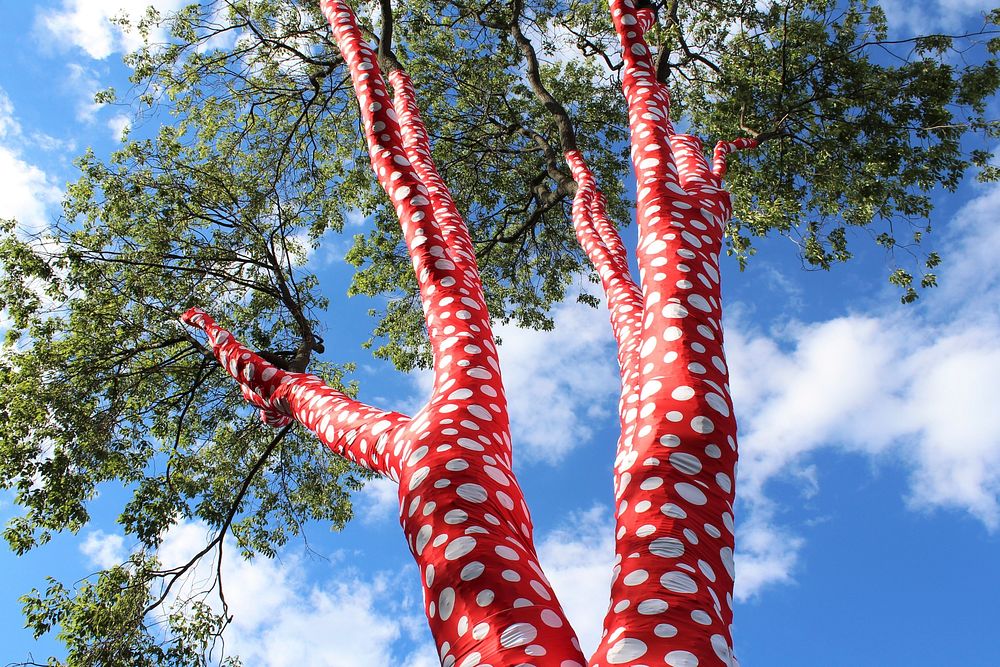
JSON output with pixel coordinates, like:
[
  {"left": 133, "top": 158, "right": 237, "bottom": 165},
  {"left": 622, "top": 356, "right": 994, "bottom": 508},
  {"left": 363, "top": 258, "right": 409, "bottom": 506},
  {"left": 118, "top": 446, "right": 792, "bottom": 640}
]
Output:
[{"left": 183, "top": 1, "right": 590, "bottom": 664}]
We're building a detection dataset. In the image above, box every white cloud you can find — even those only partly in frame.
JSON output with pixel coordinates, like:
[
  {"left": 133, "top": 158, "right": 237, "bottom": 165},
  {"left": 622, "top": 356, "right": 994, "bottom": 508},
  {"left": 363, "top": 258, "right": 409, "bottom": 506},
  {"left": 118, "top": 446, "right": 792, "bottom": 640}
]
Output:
[
  {"left": 358, "top": 476, "right": 400, "bottom": 524},
  {"left": 0, "top": 90, "right": 22, "bottom": 139},
  {"left": 65, "top": 63, "right": 106, "bottom": 123},
  {"left": 878, "top": 0, "right": 992, "bottom": 34},
  {"left": 107, "top": 113, "right": 130, "bottom": 141},
  {"left": 537, "top": 505, "right": 616, "bottom": 656},
  {"left": 725, "top": 179, "right": 1000, "bottom": 597},
  {"left": 155, "top": 520, "right": 432, "bottom": 667},
  {"left": 145, "top": 507, "right": 619, "bottom": 666},
  {"left": 732, "top": 508, "right": 801, "bottom": 601},
  {"left": 80, "top": 529, "right": 126, "bottom": 569},
  {"left": 411, "top": 293, "right": 620, "bottom": 464},
  {"left": 496, "top": 297, "right": 621, "bottom": 463},
  {"left": 0, "top": 147, "right": 62, "bottom": 234},
  {"left": 0, "top": 89, "right": 62, "bottom": 235},
  {"left": 37, "top": 0, "right": 188, "bottom": 61}
]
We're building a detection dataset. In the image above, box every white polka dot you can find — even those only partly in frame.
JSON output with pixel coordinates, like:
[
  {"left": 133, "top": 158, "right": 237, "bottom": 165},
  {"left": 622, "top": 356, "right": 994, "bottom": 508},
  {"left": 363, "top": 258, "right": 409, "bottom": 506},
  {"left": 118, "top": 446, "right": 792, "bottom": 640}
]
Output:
[
  {"left": 444, "top": 509, "right": 468, "bottom": 524},
  {"left": 636, "top": 524, "right": 657, "bottom": 537},
  {"left": 716, "top": 472, "right": 732, "bottom": 493},
  {"left": 661, "top": 571, "right": 698, "bottom": 594},
  {"left": 720, "top": 547, "right": 736, "bottom": 579},
  {"left": 671, "top": 385, "right": 695, "bottom": 400},
  {"left": 654, "top": 623, "right": 677, "bottom": 637},
  {"left": 662, "top": 304, "right": 689, "bottom": 318},
  {"left": 407, "top": 466, "right": 430, "bottom": 490},
  {"left": 637, "top": 598, "right": 668, "bottom": 615},
  {"left": 460, "top": 561, "right": 486, "bottom": 581},
  {"left": 691, "top": 416, "right": 715, "bottom": 433},
  {"left": 606, "top": 637, "right": 647, "bottom": 664},
  {"left": 670, "top": 452, "right": 703, "bottom": 475},
  {"left": 640, "top": 380, "right": 662, "bottom": 400},
  {"left": 688, "top": 294, "right": 712, "bottom": 312},
  {"left": 459, "top": 650, "right": 483, "bottom": 667},
  {"left": 649, "top": 537, "right": 685, "bottom": 558},
  {"left": 705, "top": 392, "right": 730, "bottom": 416},
  {"left": 457, "top": 483, "right": 488, "bottom": 503},
  {"left": 711, "top": 635, "right": 733, "bottom": 664},
  {"left": 415, "top": 525, "right": 432, "bottom": 555},
  {"left": 495, "top": 545, "right": 519, "bottom": 560},
  {"left": 692, "top": 610, "right": 712, "bottom": 625},
  {"left": 661, "top": 503, "right": 687, "bottom": 519},
  {"left": 439, "top": 588, "right": 456, "bottom": 621},
  {"left": 623, "top": 569, "right": 649, "bottom": 585},
  {"left": 541, "top": 609, "right": 563, "bottom": 627},
  {"left": 675, "top": 482, "right": 708, "bottom": 505},
  {"left": 659, "top": 434, "right": 681, "bottom": 447},
  {"left": 445, "top": 537, "right": 477, "bottom": 560},
  {"left": 640, "top": 477, "right": 663, "bottom": 490},
  {"left": 665, "top": 650, "right": 699, "bottom": 666},
  {"left": 499, "top": 622, "right": 538, "bottom": 648}
]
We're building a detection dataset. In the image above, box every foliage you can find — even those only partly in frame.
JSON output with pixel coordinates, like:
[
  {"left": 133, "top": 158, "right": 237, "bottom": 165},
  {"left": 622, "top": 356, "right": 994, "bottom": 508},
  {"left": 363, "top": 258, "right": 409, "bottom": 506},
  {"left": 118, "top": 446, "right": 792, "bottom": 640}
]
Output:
[{"left": 1, "top": 0, "right": 998, "bottom": 663}]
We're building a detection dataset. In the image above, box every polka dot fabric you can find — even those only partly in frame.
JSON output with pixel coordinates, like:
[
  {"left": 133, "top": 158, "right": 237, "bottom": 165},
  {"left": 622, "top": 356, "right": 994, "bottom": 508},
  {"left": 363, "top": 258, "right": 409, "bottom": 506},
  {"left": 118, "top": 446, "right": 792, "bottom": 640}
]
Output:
[
  {"left": 184, "top": 0, "right": 759, "bottom": 664},
  {"left": 184, "top": 2, "right": 591, "bottom": 665},
  {"left": 576, "top": 1, "right": 756, "bottom": 666}
]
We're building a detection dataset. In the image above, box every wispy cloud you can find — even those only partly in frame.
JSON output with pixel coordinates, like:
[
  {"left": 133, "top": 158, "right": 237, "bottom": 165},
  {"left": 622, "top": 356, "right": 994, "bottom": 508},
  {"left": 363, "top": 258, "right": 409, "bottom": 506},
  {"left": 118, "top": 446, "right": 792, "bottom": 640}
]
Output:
[
  {"left": 877, "top": 0, "right": 993, "bottom": 35},
  {"left": 0, "top": 88, "right": 62, "bottom": 235},
  {"left": 537, "top": 505, "right": 616, "bottom": 656},
  {"left": 152, "top": 520, "right": 433, "bottom": 667},
  {"left": 36, "top": 0, "right": 188, "bottom": 61},
  {"left": 726, "top": 177, "right": 1000, "bottom": 597},
  {"left": 409, "top": 291, "right": 620, "bottom": 464},
  {"left": 357, "top": 476, "right": 400, "bottom": 524},
  {"left": 80, "top": 529, "right": 126, "bottom": 569}
]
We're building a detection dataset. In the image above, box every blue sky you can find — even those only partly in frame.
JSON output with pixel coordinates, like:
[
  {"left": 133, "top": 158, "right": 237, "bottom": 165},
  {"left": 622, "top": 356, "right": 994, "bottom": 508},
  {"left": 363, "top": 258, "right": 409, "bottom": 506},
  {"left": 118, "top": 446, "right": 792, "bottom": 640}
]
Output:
[{"left": 2, "top": 1, "right": 999, "bottom": 666}]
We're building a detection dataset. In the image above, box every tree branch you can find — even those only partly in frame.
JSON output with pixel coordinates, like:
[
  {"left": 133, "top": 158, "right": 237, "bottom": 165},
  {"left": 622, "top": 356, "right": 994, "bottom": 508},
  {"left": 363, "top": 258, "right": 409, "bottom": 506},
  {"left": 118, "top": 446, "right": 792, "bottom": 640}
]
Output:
[{"left": 143, "top": 423, "right": 293, "bottom": 616}]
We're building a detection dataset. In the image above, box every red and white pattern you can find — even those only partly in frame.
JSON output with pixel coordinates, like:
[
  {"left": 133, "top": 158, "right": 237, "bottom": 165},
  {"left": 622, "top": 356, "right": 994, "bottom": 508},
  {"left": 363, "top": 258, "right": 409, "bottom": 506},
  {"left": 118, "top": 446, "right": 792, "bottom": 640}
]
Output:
[
  {"left": 183, "top": 1, "right": 756, "bottom": 664},
  {"left": 575, "top": 2, "right": 755, "bottom": 665}
]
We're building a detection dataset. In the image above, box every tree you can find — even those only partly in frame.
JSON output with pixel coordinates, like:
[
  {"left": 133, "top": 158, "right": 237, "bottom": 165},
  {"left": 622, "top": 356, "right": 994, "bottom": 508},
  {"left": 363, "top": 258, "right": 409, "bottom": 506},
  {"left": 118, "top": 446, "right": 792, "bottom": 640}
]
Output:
[{"left": 1, "top": 0, "right": 997, "bottom": 665}]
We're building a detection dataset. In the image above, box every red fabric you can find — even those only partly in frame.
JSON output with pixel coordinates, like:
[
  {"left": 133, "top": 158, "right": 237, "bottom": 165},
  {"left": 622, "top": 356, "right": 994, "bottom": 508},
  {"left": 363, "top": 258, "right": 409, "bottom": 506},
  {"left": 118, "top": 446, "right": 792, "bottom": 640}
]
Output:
[
  {"left": 184, "top": 1, "right": 759, "bottom": 664},
  {"left": 578, "top": 2, "right": 756, "bottom": 665}
]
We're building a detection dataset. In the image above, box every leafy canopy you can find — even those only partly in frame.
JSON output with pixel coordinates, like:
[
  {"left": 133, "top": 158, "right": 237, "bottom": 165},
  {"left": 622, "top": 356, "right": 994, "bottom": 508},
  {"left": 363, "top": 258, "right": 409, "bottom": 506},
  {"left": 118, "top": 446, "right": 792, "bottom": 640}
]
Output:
[{"left": 1, "top": 0, "right": 997, "bottom": 664}]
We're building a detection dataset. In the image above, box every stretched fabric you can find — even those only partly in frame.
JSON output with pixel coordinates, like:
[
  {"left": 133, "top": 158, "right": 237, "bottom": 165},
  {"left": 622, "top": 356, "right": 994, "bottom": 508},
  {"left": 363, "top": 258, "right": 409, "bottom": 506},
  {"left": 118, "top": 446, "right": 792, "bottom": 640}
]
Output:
[{"left": 184, "top": 1, "right": 757, "bottom": 665}]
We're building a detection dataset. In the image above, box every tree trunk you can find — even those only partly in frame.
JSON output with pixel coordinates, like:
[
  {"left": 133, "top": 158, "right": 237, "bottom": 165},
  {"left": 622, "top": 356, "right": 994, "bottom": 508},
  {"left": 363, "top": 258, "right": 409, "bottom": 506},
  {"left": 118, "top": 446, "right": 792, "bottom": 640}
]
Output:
[
  {"left": 578, "top": 4, "right": 755, "bottom": 665},
  {"left": 183, "top": 1, "right": 755, "bottom": 665}
]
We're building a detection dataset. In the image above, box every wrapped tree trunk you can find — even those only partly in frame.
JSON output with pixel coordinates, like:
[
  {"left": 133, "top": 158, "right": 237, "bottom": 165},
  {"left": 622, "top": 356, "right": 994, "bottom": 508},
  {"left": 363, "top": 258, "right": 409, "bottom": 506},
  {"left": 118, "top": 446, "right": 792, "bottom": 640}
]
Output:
[
  {"left": 183, "top": 0, "right": 754, "bottom": 665},
  {"left": 575, "top": 3, "right": 755, "bottom": 666},
  {"left": 183, "top": 1, "right": 588, "bottom": 665}
]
